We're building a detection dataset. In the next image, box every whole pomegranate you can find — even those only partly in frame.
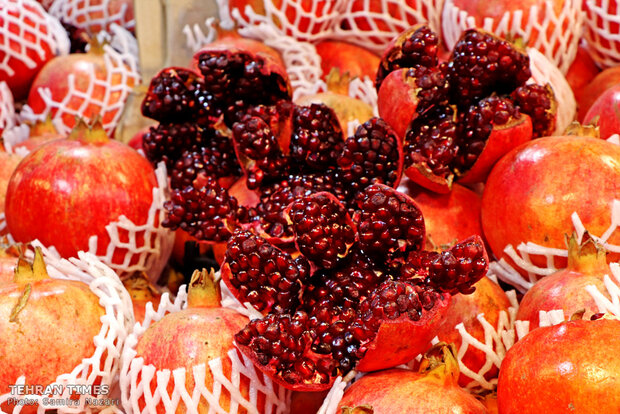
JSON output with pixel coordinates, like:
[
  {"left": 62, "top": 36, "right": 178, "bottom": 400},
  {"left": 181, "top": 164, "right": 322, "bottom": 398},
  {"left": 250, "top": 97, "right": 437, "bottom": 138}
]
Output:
[
  {"left": 53, "top": 0, "right": 135, "bottom": 33},
  {"left": 337, "top": 345, "right": 488, "bottom": 413},
  {"left": 315, "top": 40, "right": 380, "bottom": 82},
  {"left": 515, "top": 233, "right": 611, "bottom": 329},
  {"left": 26, "top": 39, "right": 137, "bottom": 134},
  {"left": 497, "top": 318, "right": 620, "bottom": 413},
  {"left": 134, "top": 270, "right": 251, "bottom": 413},
  {"left": 5, "top": 120, "right": 157, "bottom": 264},
  {"left": 0, "top": 248, "right": 105, "bottom": 414},
  {"left": 577, "top": 66, "right": 620, "bottom": 121},
  {"left": 481, "top": 135, "right": 620, "bottom": 268},
  {"left": 433, "top": 276, "right": 512, "bottom": 387},
  {"left": 583, "top": 83, "right": 620, "bottom": 140},
  {"left": 565, "top": 45, "right": 600, "bottom": 106},
  {"left": 0, "top": 151, "right": 22, "bottom": 216},
  {"left": 0, "top": 0, "right": 60, "bottom": 100}
]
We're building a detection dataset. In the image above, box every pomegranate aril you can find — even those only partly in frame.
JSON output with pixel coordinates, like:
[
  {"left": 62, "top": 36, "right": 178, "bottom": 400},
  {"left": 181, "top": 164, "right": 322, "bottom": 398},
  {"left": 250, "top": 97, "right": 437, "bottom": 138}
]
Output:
[
  {"left": 511, "top": 83, "right": 556, "bottom": 138},
  {"left": 142, "top": 122, "right": 204, "bottom": 169}
]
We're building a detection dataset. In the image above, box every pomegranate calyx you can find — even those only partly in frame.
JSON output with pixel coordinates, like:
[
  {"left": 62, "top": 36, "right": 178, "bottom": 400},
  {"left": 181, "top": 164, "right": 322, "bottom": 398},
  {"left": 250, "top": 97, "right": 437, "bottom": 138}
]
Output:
[
  {"left": 418, "top": 342, "right": 461, "bottom": 386},
  {"left": 187, "top": 268, "right": 221, "bottom": 308},
  {"left": 325, "top": 68, "right": 353, "bottom": 95},
  {"left": 570, "top": 309, "right": 587, "bottom": 321},
  {"left": 341, "top": 405, "right": 374, "bottom": 414},
  {"left": 123, "top": 272, "right": 160, "bottom": 302},
  {"left": 68, "top": 118, "right": 109, "bottom": 145},
  {"left": 564, "top": 121, "right": 600, "bottom": 138},
  {"left": 13, "top": 247, "right": 49, "bottom": 284},
  {"left": 566, "top": 232, "right": 608, "bottom": 274},
  {"left": 28, "top": 114, "right": 59, "bottom": 137},
  {"left": 8, "top": 284, "right": 32, "bottom": 323},
  {"left": 86, "top": 35, "right": 108, "bottom": 55}
]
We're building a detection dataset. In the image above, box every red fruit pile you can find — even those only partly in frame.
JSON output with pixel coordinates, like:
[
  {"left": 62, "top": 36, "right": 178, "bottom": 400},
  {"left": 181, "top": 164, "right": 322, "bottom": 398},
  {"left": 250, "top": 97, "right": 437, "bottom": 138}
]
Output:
[{"left": 377, "top": 26, "right": 557, "bottom": 193}]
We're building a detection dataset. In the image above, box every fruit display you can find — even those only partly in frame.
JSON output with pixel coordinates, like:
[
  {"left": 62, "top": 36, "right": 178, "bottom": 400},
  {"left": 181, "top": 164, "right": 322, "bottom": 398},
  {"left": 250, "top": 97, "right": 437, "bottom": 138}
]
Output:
[{"left": 1, "top": 0, "right": 620, "bottom": 413}]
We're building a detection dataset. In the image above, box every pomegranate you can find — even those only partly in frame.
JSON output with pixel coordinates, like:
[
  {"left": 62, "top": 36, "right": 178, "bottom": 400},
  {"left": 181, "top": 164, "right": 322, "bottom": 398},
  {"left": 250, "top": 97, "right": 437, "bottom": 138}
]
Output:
[
  {"left": 583, "top": 0, "right": 620, "bottom": 69},
  {"left": 315, "top": 40, "right": 380, "bottom": 82},
  {"left": 13, "top": 116, "right": 63, "bottom": 152},
  {"left": 289, "top": 390, "right": 329, "bottom": 414},
  {"left": 398, "top": 178, "right": 483, "bottom": 249},
  {"left": 134, "top": 269, "right": 251, "bottom": 413},
  {"left": 516, "top": 233, "right": 612, "bottom": 329},
  {"left": 0, "top": 151, "right": 22, "bottom": 216},
  {"left": 337, "top": 344, "right": 488, "bottom": 413},
  {"left": 481, "top": 135, "right": 620, "bottom": 268},
  {"left": 55, "top": 0, "right": 135, "bottom": 33},
  {"left": 434, "top": 276, "right": 512, "bottom": 387},
  {"left": 583, "top": 83, "right": 620, "bottom": 139},
  {"left": 5, "top": 121, "right": 158, "bottom": 265},
  {"left": 0, "top": 0, "right": 58, "bottom": 101},
  {"left": 497, "top": 318, "right": 620, "bottom": 413},
  {"left": 26, "top": 38, "right": 137, "bottom": 134},
  {"left": 565, "top": 44, "right": 600, "bottom": 106},
  {"left": 0, "top": 248, "right": 105, "bottom": 414},
  {"left": 577, "top": 66, "right": 620, "bottom": 121},
  {"left": 123, "top": 272, "right": 162, "bottom": 325}
]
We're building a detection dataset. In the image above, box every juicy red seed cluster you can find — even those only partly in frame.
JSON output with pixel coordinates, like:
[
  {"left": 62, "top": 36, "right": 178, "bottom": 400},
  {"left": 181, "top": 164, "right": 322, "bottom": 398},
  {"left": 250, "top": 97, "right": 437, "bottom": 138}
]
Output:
[
  {"left": 337, "top": 118, "right": 402, "bottom": 192},
  {"left": 291, "top": 104, "right": 344, "bottom": 170},
  {"left": 169, "top": 131, "right": 240, "bottom": 189},
  {"left": 408, "top": 65, "right": 450, "bottom": 114},
  {"left": 232, "top": 116, "right": 289, "bottom": 189},
  {"left": 142, "top": 122, "right": 204, "bottom": 168},
  {"left": 225, "top": 231, "right": 311, "bottom": 314},
  {"left": 404, "top": 106, "right": 460, "bottom": 177},
  {"left": 511, "top": 83, "right": 555, "bottom": 138},
  {"left": 287, "top": 193, "right": 356, "bottom": 269},
  {"left": 162, "top": 173, "right": 239, "bottom": 241},
  {"left": 456, "top": 96, "right": 520, "bottom": 170},
  {"left": 376, "top": 25, "right": 439, "bottom": 89},
  {"left": 448, "top": 29, "right": 531, "bottom": 107},
  {"left": 141, "top": 68, "right": 204, "bottom": 123},
  {"left": 356, "top": 184, "right": 425, "bottom": 257},
  {"left": 197, "top": 52, "right": 245, "bottom": 102}
]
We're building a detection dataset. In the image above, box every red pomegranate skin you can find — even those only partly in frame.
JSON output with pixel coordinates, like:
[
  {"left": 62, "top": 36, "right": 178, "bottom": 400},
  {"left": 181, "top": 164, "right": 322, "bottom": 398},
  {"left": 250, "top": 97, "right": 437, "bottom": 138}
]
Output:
[
  {"left": 434, "top": 276, "right": 512, "bottom": 387},
  {"left": 135, "top": 307, "right": 250, "bottom": 413},
  {"left": 584, "top": 83, "right": 620, "bottom": 140},
  {"left": 315, "top": 40, "right": 380, "bottom": 82},
  {"left": 578, "top": 65, "right": 620, "bottom": 122},
  {"left": 497, "top": 318, "right": 620, "bottom": 413},
  {"left": 565, "top": 45, "right": 600, "bottom": 106},
  {"left": 0, "top": 278, "right": 104, "bottom": 414},
  {"left": 5, "top": 138, "right": 157, "bottom": 260},
  {"left": 0, "top": 151, "right": 22, "bottom": 216},
  {"left": 481, "top": 136, "right": 620, "bottom": 267},
  {"left": 338, "top": 368, "right": 488, "bottom": 413}
]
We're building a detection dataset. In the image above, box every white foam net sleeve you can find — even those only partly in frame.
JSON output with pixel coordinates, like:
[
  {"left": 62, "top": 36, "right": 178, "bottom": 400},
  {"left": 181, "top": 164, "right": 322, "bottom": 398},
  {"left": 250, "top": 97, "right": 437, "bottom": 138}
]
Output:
[
  {"left": 0, "top": 81, "right": 15, "bottom": 135},
  {"left": 584, "top": 0, "right": 620, "bottom": 68},
  {"left": 332, "top": 0, "right": 444, "bottom": 55},
  {"left": 1, "top": 124, "right": 30, "bottom": 154},
  {"left": 489, "top": 200, "right": 620, "bottom": 293},
  {"left": 441, "top": 0, "right": 583, "bottom": 75},
  {"left": 184, "top": 17, "right": 219, "bottom": 53},
  {"left": 527, "top": 47, "right": 576, "bottom": 136},
  {"left": 219, "top": 0, "right": 348, "bottom": 43},
  {"left": 0, "top": 0, "right": 68, "bottom": 77},
  {"left": 219, "top": 277, "right": 265, "bottom": 321},
  {"left": 0, "top": 243, "right": 134, "bottom": 413},
  {"left": 49, "top": 0, "right": 135, "bottom": 34},
  {"left": 585, "top": 263, "right": 620, "bottom": 317},
  {"left": 119, "top": 285, "right": 292, "bottom": 414},
  {"left": 19, "top": 40, "right": 140, "bottom": 137}
]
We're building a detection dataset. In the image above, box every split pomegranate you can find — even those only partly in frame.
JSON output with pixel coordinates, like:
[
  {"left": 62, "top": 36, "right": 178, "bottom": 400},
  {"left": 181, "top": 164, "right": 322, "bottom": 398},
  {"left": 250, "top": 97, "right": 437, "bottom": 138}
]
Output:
[
  {"left": 0, "top": 248, "right": 104, "bottom": 414},
  {"left": 481, "top": 135, "right": 620, "bottom": 268},
  {"left": 583, "top": 83, "right": 620, "bottom": 140},
  {"left": 497, "top": 318, "right": 620, "bottom": 413},
  {"left": 516, "top": 233, "right": 612, "bottom": 329},
  {"left": 5, "top": 121, "right": 158, "bottom": 264},
  {"left": 337, "top": 344, "right": 488, "bottom": 413},
  {"left": 26, "top": 38, "right": 137, "bottom": 134},
  {"left": 135, "top": 269, "right": 252, "bottom": 413},
  {"left": 0, "top": 0, "right": 58, "bottom": 101}
]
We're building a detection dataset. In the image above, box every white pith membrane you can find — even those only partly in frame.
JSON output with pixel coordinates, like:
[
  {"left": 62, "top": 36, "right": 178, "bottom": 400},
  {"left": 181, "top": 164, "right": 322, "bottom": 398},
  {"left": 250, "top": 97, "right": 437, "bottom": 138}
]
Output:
[
  {"left": 19, "top": 25, "right": 141, "bottom": 137},
  {"left": 527, "top": 47, "right": 576, "bottom": 136},
  {"left": 441, "top": 0, "right": 583, "bottom": 75},
  {"left": 49, "top": 0, "right": 136, "bottom": 34},
  {"left": 583, "top": 0, "right": 620, "bottom": 68},
  {"left": 332, "top": 0, "right": 444, "bottom": 54},
  {"left": 0, "top": 0, "right": 69, "bottom": 79},
  {"left": 118, "top": 285, "right": 292, "bottom": 414},
  {"left": 0, "top": 243, "right": 134, "bottom": 413},
  {"left": 0, "top": 81, "right": 15, "bottom": 134},
  {"left": 0, "top": 162, "right": 174, "bottom": 282}
]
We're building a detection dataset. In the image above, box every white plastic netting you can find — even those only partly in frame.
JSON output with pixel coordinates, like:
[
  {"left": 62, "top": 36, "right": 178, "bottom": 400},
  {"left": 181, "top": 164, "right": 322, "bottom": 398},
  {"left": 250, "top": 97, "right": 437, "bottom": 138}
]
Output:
[
  {"left": 0, "top": 243, "right": 134, "bottom": 413},
  {"left": 20, "top": 26, "right": 140, "bottom": 137},
  {"left": 332, "top": 0, "right": 444, "bottom": 54},
  {"left": 489, "top": 198, "right": 620, "bottom": 293},
  {"left": 0, "top": 162, "right": 174, "bottom": 282},
  {"left": 0, "top": 81, "right": 15, "bottom": 135},
  {"left": 527, "top": 47, "right": 576, "bottom": 136},
  {"left": 0, "top": 0, "right": 69, "bottom": 77},
  {"left": 119, "top": 285, "right": 292, "bottom": 414},
  {"left": 584, "top": 0, "right": 620, "bottom": 68},
  {"left": 49, "top": 0, "right": 135, "bottom": 34},
  {"left": 441, "top": 0, "right": 583, "bottom": 75}
]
